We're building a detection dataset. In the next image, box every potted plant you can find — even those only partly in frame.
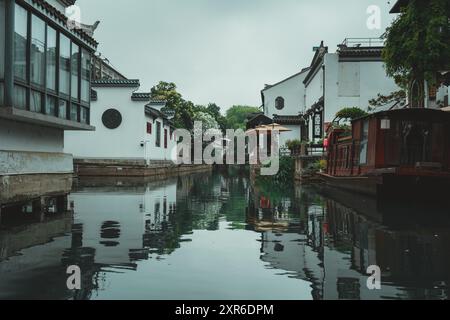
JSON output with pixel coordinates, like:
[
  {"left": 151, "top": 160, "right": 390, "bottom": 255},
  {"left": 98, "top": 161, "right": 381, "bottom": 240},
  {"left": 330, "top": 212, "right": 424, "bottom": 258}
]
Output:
[{"left": 285, "top": 139, "right": 303, "bottom": 156}]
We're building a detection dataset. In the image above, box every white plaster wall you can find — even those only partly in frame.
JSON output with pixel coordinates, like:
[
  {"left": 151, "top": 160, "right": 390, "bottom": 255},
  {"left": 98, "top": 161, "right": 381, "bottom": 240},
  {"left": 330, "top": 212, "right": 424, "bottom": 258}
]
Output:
[
  {"left": 305, "top": 64, "right": 325, "bottom": 111},
  {"left": 143, "top": 114, "right": 177, "bottom": 162},
  {"left": 0, "top": 118, "right": 64, "bottom": 152},
  {"left": 324, "top": 57, "right": 400, "bottom": 124},
  {"left": 263, "top": 71, "right": 307, "bottom": 117},
  {"left": 359, "top": 61, "right": 399, "bottom": 108},
  {"left": 65, "top": 87, "right": 146, "bottom": 160}
]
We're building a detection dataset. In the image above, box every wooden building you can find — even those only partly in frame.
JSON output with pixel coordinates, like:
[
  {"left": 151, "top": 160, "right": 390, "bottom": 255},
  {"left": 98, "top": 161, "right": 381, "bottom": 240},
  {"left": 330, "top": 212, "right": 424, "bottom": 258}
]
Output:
[{"left": 323, "top": 109, "right": 450, "bottom": 198}]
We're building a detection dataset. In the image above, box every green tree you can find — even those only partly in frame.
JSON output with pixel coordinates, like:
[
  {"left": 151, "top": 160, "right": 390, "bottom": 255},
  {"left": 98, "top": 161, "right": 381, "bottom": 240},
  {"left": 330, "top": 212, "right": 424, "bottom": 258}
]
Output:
[
  {"left": 225, "top": 105, "right": 261, "bottom": 130},
  {"left": 382, "top": 0, "right": 450, "bottom": 107},
  {"left": 193, "top": 103, "right": 227, "bottom": 132},
  {"left": 335, "top": 107, "right": 368, "bottom": 121},
  {"left": 150, "top": 81, "right": 194, "bottom": 129}
]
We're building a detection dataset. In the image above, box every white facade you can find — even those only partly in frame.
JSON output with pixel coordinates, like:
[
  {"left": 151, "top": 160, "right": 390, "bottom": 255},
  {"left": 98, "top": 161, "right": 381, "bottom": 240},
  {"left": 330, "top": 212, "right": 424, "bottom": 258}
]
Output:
[
  {"left": 64, "top": 81, "right": 176, "bottom": 162},
  {"left": 262, "top": 69, "right": 308, "bottom": 117},
  {"left": 303, "top": 41, "right": 400, "bottom": 141},
  {"left": 261, "top": 69, "right": 309, "bottom": 146}
]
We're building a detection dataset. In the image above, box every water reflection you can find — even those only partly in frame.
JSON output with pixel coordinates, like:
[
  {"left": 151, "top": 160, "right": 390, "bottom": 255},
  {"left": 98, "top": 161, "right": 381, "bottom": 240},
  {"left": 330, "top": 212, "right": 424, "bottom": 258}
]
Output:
[
  {"left": 0, "top": 171, "right": 449, "bottom": 300},
  {"left": 248, "top": 182, "right": 450, "bottom": 300}
]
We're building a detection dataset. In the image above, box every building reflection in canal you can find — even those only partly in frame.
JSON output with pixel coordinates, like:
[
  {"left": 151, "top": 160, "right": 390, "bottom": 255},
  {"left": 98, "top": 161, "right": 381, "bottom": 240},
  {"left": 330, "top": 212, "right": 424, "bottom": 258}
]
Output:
[
  {"left": 248, "top": 182, "right": 450, "bottom": 300},
  {"left": 0, "top": 171, "right": 449, "bottom": 300}
]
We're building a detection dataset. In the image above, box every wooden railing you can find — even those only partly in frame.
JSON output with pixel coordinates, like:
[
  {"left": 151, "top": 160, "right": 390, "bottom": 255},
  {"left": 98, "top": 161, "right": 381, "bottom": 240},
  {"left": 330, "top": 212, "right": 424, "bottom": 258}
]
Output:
[{"left": 327, "top": 141, "right": 361, "bottom": 176}]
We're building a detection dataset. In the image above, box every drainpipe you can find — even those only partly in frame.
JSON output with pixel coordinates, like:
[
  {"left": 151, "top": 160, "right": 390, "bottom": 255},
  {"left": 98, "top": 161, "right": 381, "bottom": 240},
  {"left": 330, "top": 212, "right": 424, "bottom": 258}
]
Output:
[{"left": 4, "top": 0, "right": 15, "bottom": 107}]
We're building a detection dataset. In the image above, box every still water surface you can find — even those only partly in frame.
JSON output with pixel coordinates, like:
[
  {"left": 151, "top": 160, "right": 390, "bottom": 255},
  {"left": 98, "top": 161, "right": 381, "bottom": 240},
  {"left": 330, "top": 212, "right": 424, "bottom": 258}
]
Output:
[{"left": 0, "top": 171, "right": 449, "bottom": 300}]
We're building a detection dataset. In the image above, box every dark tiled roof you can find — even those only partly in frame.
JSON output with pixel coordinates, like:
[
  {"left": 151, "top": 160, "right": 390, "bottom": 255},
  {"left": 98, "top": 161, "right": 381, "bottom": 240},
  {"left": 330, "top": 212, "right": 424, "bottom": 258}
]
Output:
[
  {"left": 60, "top": 0, "right": 77, "bottom": 6},
  {"left": 304, "top": 42, "right": 328, "bottom": 86},
  {"left": 149, "top": 99, "right": 167, "bottom": 105},
  {"left": 145, "top": 106, "right": 167, "bottom": 120},
  {"left": 390, "top": 0, "right": 409, "bottom": 13},
  {"left": 131, "top": 92, "right": 151, "bottom": 101},
  {"left": 262, "top": 67, "right": 311, "bottom": 92},
  {"left": 161, "top": 107, "right": 175, "bottom": 118},
  {"left": 92, "top": 79, "right": 140, "bottom": 87},
  {"left": 273, "top": 115, "right": 305, "bottom": 125},
  {"left": 246, "top": 113, "right": 273, "bottom": 130},
  {"left": 31, "top": 0, "right": 98, "bottom": 49},
  {"left": 246, "top": 112, "right": 264, "bottom": 120},
  {"left": 338, "top": 46, "right": 383, "bottom": 60}
]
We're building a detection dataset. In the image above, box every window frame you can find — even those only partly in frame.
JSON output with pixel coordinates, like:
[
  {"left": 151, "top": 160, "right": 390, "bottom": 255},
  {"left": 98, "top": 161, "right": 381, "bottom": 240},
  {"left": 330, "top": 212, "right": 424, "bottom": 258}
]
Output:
[
  {"left": 155, "top": 121, "right": 162, "bottom": 147},
  {"left": 275, "top": 96, "right": 285, "bottom": 110},
  {"left": 11, "top": 2, "right": 91, "bottom": 124}
]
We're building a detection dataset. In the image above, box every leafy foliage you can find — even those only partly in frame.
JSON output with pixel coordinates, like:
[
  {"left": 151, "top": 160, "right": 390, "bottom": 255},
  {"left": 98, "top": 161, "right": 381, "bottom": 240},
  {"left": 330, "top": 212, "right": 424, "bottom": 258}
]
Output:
[
  {"left": 285, "top": 139, "right": 304, "bottom": 150},
  {"left": 225, "top": 105, "right": 261, "bottom": 130},
  {"left": 257, "top": 156, "right": 295, "bottom": 188},
  {"left": 150, "top": 82, "right": 194, "bottom": 129},
  {"left": 193, "top": 103, "right": 227, "bottom": 132},
  {"left": 382, "top": 0, "right": 450, "bottom": 105},
  {"left": 368, "top": 90, "right": 407, "bottom": 110},
  {"left": 335, "top": 107, "right": 368, "bottom": 121}
]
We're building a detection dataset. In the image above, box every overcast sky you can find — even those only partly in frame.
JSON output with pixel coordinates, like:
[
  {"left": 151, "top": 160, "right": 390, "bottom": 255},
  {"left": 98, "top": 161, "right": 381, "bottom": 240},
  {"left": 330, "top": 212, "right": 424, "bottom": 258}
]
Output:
[{"left": 77, "top": 0, "right": 396, "bottom": 112}]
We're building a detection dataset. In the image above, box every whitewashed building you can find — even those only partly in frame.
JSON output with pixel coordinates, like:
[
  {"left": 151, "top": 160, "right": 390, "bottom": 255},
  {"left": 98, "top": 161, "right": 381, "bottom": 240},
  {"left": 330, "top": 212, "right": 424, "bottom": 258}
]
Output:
[
  {"left": 64, "top": 79, "right": 177, "bottom": 166},
  {"left": 260, "top": 68, "right": 310, "bottom": 146},
  {"left": 0, "top": 0, "right": 97, "bottom": 203},
  {"left": 303, "top": 39, "right": 400, "bottom": 142},
  {"left": 260, "top": 38, "right": 400, "bottom": 144}
]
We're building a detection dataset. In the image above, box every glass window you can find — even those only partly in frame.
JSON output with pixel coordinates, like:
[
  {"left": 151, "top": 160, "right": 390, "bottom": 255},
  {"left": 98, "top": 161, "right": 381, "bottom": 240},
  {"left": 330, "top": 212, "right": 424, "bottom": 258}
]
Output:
[
  {"left": 359, "top": 120, "right": 369, "bottom": 165},
  {"left": 80, "top": 107, "right": 88, "bottom": 123},
  {"left": 0, "top": 0, "right": 5, "bottom": 79},
  {"left": 30, "top": 15, "right": 45, "bottom": 86},
  {"left": 71, "top": 43, "right": 79, "bottom": 100},
  {"left": 30, "top": 90, "right": 42, "bottom": 113},
  {"left": 156, "top": 121, "right": 161, "bottom": 147},
  {"left": 81, "top": 49, "right": 90, "bottom": 102},
  {"left": 58, "top": 100, "right": 67, "bottom": 119},
  {"left": 59, "top": 34, "right": 71, "bottom": 95},
  {"left": 0, "top": 83, "right": 3, "bottom": 105},
  {"left": 147, "top": 122, "right": 152, "bottom": 134},
  {"left": 46, "top": 95, "right": 56, "bottom": 116},
  {"left": 70, "top": 104, "right": 78, "bottom": 122},
  {"left": 46, "top": 26, "right": 57, "bottom": 91},
  {"left": 14, "top": 85, "right": 27, "bottom": 109},
  {"left": 14, "top": 4, "right": 28, "bottom": 81},
  {"left": 275, "top": 97, "right": 284, "bottom": 110}
]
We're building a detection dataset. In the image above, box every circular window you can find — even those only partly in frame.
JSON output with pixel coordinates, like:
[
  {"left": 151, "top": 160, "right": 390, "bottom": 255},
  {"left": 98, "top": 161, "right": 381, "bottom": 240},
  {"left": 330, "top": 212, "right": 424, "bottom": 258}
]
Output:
[
  {"left": 102, "top": 109, "right": 122, "bottom": 129},
  {"left": 275, "top": 97, "right": 285, "bottom": 110}
]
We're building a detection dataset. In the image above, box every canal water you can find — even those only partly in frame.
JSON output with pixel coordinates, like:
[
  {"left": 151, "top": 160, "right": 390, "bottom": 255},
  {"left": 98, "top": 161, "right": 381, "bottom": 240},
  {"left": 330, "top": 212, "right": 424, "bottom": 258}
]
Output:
[{"left": 0, "top": 170, "right": 449, "bottom": 300}]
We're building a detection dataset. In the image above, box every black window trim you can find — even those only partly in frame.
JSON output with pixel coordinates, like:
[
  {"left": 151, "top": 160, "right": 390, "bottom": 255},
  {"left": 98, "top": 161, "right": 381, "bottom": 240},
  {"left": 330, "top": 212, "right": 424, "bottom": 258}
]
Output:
[{"left": 12, "top": 1, "right": 91, "bottom": 125}]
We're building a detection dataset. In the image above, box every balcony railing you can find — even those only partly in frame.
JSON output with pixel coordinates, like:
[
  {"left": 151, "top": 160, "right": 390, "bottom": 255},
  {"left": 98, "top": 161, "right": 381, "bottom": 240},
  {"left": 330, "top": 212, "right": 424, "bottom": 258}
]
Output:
[{"left": 340, "top": 38, "right": 384, "bottom": 48}]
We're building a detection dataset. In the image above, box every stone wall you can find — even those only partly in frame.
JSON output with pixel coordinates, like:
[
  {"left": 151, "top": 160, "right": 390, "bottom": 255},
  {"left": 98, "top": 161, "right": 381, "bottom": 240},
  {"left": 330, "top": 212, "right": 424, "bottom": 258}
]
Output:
[
  {"left": 0, "top": 150, "right": 73, "bottom": 175},
  {"left": 73, "top": 159, "right": 212, "bottom": 178}
]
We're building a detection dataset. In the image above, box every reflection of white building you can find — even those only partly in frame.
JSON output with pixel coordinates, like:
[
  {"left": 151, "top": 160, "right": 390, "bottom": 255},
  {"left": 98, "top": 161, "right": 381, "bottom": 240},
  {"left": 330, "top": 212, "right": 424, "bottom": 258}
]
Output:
[
  {"left": 65, "top": 80, "right": 176, "bottom": 165},
  {"left": 69, "top": 179, "right": 177, "bottom": 266}
]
